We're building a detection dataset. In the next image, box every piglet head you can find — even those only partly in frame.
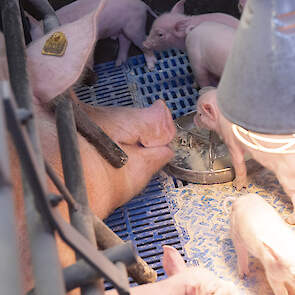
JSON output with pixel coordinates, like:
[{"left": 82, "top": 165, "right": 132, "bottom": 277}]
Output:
[
  {"left": 194, "top": 88, "right": 219, "bottom": 132},
  {"left": 162, "top": 245, "right": 240, "bottom": 294},
  {"left": 143, "top": 0, "right": 190, "bottom": 51}
]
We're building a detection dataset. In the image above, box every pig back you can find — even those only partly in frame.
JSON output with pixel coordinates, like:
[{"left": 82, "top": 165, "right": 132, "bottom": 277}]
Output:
[
  {"left": 231, "top": 194, "right": 295, "bottom": 262},
  {"left": 185, "top": 21, "right": 236, "bottom": 78}
]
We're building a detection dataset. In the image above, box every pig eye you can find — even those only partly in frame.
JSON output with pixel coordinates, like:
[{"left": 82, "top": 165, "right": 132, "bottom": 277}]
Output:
[{"left": 157, "top": 32, "right": 164, "bottom": 38}]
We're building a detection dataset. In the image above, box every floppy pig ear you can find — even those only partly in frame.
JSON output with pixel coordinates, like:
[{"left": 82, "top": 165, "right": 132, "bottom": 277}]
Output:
[
  {"left": 162, "top": 245, "right": 186, "bottom": 277},
  {"left": 27, "top": 0, "right": 106, "bottom": 104},
  {"left": 201, "top": 102, "right": 217, "bottom": 122},
  {"left": 174, "top": 19, "right": 190, "bottom": 38},
  {"left": 171, "top": 0, "right": 186, "bottom": 14}
]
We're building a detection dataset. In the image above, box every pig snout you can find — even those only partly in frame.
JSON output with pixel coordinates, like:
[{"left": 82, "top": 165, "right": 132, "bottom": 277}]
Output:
[{"left": 143, "top": 38, "right": 153, "bottom": 50}]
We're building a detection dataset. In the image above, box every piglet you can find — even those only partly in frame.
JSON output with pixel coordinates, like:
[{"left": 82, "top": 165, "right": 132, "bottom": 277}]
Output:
[
  {"left": 234, "top": 127, "right": 295, "bottom": 225},
  {"left": 162, "top": 245, "right": 240, "bottom": 294},
  {"left": 193, "top": 88, "right": 247, "bottom": 190},
  {"left": 143, "top": 0, "right": 239, "bottom": 53},
  {"left": 27, "top": 0, "right": 158, "bottom": 70},
  {"left": 230, "top": 193, "right": 295, "bottom": 295},
  {"left": 185, "top": 21, "right": 236, "bottom": 87}
]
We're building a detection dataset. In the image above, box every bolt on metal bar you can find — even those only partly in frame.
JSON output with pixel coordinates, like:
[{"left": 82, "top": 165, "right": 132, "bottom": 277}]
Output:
[
  {"left": 0, "top": 83, "right": 22, "bottom": 295},
  {"left": 24, "top": 0, "right": 60, "bottom": 34},
  {"left": 0, "top": 2, "right": 67, "bottom": 293},
  {"left": 56, "top": 93, "right": 104, "bottom": 295}
]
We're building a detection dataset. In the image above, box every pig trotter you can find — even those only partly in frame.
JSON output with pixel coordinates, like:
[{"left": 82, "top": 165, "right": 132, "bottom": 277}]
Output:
[
  {"left": 115, "top": 34, "right": 131, "bottom": 67},
  {"left": 144, "top": 51, "right": 157, "bottom": 71},
  {"left": 232, "top": 177, "right": 248, "bottom": 191},
  {"left": 285, "top": 212, "right": 295, "bottom": 225}
]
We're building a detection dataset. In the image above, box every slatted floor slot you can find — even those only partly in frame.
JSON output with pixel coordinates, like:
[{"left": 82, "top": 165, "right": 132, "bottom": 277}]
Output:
[
  {"left": 75, "top": 61, "right": 133, "bottom": 106},
  {"left": 104, "top": 175, "right": 188, "bottom": 288},
  {"left": 127, "top": 49, "right": 199, "bottom": 119},
  {"left": 74, "top": 49, "right": 197, "bottom": 288}
]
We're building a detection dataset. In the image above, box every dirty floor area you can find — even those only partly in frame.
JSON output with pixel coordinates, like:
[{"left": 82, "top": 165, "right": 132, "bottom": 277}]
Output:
[{"left": 164, "top": 160, "right": 293, "bottom": 295}]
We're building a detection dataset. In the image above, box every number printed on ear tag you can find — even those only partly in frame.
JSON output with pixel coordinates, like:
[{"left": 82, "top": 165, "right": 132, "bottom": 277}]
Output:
[{"left": 42, "top": 32, "right": 67, "bottom": 56}]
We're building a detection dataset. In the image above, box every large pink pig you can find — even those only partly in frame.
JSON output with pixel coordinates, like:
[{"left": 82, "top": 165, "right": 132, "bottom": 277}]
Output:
[
  {"left": 143, "top": 0, "right": 239, "bottom": 53},
  {"left": 193, "top": 88, "right": 248, "bottom": 190},
  {"left": 185, "top": 21, "right": 236, "bottom": 87},
  {"left": 230, "top": 193, "right": 295, "bottom": 295},
  {"left": 106, "top": 245, "right": 240, "bottom": 295},
  {"left": 28, "top": 0, "right": 157, "bottom": 69},
  {"left": 8, "top": 4, "right": 175, "bottom": 293}
]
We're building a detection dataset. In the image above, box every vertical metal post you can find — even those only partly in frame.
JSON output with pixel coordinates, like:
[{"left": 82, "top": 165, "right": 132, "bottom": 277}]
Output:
[
  {"left": 0, "top": 82, "right": 22, "bottom": 295},
  {"left": 0, "top": 1, "right": 66, "bottom": 294},
  {"left": 56, "top": 95, "right": 104, "bottom": 295},
  {"left": 24, "top": 0, "right": 60, "bottom": 34}
]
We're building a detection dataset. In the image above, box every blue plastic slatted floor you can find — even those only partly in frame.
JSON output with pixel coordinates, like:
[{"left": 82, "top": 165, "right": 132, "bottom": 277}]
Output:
[{"left": 75, "top": 48, "right": 198, "bottom": 286}]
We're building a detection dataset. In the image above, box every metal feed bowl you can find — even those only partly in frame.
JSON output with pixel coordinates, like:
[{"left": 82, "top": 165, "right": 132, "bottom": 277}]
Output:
[{"left": 165, "top": 111, "right": 235, "bottom": 184}]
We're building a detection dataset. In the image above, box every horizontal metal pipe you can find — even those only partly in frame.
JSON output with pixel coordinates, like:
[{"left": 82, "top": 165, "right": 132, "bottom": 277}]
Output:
[
  {"left": 24, "top": 0, "right": 60, "bottom": 34},
  {"left": 27, "top": 242, "right": 136, "bottom": 294}
]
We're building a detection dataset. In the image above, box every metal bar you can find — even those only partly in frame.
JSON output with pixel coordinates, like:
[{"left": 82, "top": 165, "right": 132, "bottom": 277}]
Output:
[
  {"left": 45, "top": 160, "right": 79, "bottom": 211},
  {"left": 5, "top": 96, "right": 131, "bottom": 295},
  {"left": 93, "top": 216, "right": 158, "bottom": 284},
  {"left": 0, "top": 2, "right": 67, "bottom": 293},
  {"left": 27, "top": 242, "right": 136, "bottom": 295},
  {"left": 56, "top": 94, "right": 103, "bottom": 295},
  {"left": 45, "top": 160, "right": 157, "bottom": 283},
  {"left": 24, "top": 0, "right": 60, "bottom": 34},
  {"left": 50, "top": 95, "right": 128, "bottom": 168},
  {"left": 0, "top": 83, "right": 21, "bottom": 295}
]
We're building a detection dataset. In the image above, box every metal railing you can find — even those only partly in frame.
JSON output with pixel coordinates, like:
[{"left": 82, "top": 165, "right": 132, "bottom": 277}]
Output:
[{"left": 0, "top": 0, "right": 156, "bottom": 293}]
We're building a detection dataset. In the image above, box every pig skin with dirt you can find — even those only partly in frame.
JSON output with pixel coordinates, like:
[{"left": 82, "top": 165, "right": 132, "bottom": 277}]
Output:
[
  {"left": 143, "top": 0, "right": 239, "bottom": 54},
  {"left": 7, "top": 6, "right": 175, "bottom": 293},
  {"left": 161, "top": 245, "right": 240, "bottom": 294},
  {"left": 185, "top": 21, "right": 236, "bottom": 87},
  {"left": 230, "top": 193, "right": 295, "bottom": 295},
  {"left": 194, "top": 88, "right": 248, "bottom": 190},
  {"left": 28, "top": 0, "right": 157, "bottom": 70}
]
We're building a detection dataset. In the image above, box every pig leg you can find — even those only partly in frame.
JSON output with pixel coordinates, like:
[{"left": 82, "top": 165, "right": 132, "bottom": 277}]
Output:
[
  {"left": 232, "top": 235, "right": 249, "bottom": 278},
  {"left": 123, "top": 28, "right": 157, "bottom": 70},
  {"left": 266, "top": 274, "right": 288, "bottom": 295},
  {"left": 230, "top": 148, "right": 247, "bottom": 190},
  {"left": 115, "top": 34, "right": 131, "bottom": 67},
  {"left": 194, "top": 66, "right": 211, "bottom": 88}
]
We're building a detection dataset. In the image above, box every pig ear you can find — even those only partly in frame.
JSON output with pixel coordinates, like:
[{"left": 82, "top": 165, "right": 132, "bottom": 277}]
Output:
[
  {"left": 262, "top": 242, "right": 283, "bottom": 265},
  {"left": 171, "top": 0, "right": 186, "bottom": 14},
  {"left": 201, "top": 101, "right": 217, "bottom": 122},
  {"left": 28, "top": 0, "right": 106, "bottom": 104},
  {"left": 174, "top": 19, "right": 190, "bottom": 38},
  {"left": 162, "top": 245, "right": 186, "bottom": 276}
]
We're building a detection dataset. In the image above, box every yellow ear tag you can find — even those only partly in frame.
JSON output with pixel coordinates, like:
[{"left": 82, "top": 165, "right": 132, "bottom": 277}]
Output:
[{"left": 42, "top": 32, "right": 67, "bottom": 57}]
